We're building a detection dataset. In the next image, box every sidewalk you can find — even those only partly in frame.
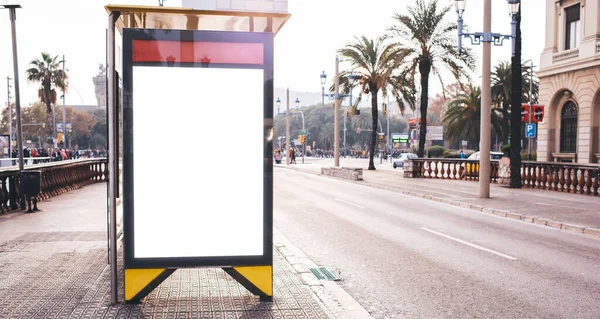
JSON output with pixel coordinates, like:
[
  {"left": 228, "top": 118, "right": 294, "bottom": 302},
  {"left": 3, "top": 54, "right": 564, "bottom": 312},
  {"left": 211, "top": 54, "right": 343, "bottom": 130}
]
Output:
[
  {"left": 278, "top": 158, "right": 600, "bottom": 239},
  {"left": 0, "top": 183, "right": 371, "bottom": 319}
]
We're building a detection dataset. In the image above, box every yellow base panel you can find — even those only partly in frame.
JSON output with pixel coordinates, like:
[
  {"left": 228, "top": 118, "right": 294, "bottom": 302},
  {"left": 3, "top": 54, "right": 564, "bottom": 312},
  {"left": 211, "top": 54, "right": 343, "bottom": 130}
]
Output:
[
  {"left": 233, "top": 265, "right": 273, "bottom": 296},
  {"left": 125, "top": 268, "right": 169, "bottom": 302}
]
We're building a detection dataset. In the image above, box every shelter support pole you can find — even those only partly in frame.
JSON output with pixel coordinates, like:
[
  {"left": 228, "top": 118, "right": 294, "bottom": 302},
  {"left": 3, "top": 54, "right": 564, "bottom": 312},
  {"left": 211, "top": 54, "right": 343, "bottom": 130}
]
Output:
[{"left": 108, "top": 10, "right": 121, "bottom": 305}]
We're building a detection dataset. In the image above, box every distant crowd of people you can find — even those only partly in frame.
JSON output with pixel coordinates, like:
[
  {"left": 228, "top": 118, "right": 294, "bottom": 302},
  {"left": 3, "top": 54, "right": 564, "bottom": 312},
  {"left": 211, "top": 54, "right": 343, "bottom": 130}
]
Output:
[{"left": 10, "top": 147, "right": 106, "bottom": 165}]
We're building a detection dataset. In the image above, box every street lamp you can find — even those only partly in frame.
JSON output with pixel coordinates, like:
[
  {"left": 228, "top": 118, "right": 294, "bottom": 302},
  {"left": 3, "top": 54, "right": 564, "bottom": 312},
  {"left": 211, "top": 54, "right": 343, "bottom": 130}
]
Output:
[
  {"left": 455, "top": 0, "right": 519, "bottom": 199},
  {"left": 295, "top": 98, "right": 306, "bottom": 164},
  {"left": 320, "top": 71, "right": 327, "bottom": 106},
  {"left": 276, "top": 97, "right": 281, "bottom": 115},
  {"left": 2, "top": 4, "right": 24, "bottom": 172},
  {"left": 319, "top": 65, "right": 356, "bottom": 166}
]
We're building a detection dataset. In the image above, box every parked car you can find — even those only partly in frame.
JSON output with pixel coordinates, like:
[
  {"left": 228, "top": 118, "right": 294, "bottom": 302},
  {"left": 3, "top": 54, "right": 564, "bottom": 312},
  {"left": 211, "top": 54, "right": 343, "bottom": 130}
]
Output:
[
  {"left": 464, "top": 151, "right": 505, "bottom": 176},
  {"left": 467, "top": 151, "right": 504, "bottom": 160},
  {"left": 393, "top": 153, "right": 418, "bottom": 169}
]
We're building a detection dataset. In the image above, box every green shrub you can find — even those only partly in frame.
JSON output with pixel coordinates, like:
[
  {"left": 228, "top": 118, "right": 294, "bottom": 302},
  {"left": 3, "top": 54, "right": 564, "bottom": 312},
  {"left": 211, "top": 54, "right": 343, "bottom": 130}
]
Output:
[
  {"left": 521, "top": 151, "right": 537, "bottom": 161},
  {"left": 502, "top": 144, "right": 511, "bottom": 153},
  {"left": 428, "top": 145, "right": 446, "bottom": 158}
]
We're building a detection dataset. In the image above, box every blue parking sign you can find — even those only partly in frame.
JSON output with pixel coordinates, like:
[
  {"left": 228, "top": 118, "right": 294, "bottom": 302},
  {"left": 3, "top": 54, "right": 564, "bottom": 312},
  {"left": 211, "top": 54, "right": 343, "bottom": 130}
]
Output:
[{"left": 526, "top": 123, "right": 536, "bottom": 138}]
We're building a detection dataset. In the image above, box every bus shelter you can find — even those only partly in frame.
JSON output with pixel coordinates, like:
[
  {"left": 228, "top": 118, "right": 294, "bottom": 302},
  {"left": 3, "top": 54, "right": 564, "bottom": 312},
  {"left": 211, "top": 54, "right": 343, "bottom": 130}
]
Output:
[{"left": 105, "top": 4, "right": 290, "bottom": 304}]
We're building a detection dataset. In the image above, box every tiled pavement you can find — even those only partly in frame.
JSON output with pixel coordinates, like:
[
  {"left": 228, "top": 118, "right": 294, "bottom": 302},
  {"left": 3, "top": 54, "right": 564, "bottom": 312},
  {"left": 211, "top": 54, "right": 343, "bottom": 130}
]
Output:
[{"left": 0, "top": 184, "right": 359, "bottom": 319}]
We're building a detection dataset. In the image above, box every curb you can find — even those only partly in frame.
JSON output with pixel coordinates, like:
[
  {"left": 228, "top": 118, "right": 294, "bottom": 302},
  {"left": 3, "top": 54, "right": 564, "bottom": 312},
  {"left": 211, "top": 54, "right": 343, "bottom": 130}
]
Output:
[
  {"left": 278, "top": 165, "right": 600, "bottom": 240},
  {"left": 273, "top": 227, "right": 375, "bottom": 319}
]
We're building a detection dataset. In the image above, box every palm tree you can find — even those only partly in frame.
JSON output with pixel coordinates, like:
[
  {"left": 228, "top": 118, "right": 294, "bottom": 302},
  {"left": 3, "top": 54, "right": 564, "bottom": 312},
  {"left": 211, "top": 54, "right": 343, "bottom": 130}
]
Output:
[
  {"left": 443, "top": 84, "right": 502, "bottom": 149},
  {"left": 388, "top": 0, "right": 476, "bottom": 157},
  {"left": 491, "top": 59, "right": 539, "bottom": 145},
  {"left": 25, "top": 53, "right": 68, "bottom": 137},
  {"left": 337, "top": 35, "right": 406, "bottom": 170}
]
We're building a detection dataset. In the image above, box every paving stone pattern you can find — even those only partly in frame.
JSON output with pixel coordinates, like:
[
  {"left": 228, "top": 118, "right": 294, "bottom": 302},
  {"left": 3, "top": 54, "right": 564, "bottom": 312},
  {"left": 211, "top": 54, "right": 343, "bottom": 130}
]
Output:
[{"left": 0, "top": 231, "right": 333, "bottom": 319}]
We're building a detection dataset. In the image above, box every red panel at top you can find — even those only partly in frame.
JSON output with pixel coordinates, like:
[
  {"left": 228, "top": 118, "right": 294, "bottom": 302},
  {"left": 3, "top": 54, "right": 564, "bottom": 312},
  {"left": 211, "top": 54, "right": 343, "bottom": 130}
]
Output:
[{"left": 133, "top": 40, "right": 264, "bottom": 65}]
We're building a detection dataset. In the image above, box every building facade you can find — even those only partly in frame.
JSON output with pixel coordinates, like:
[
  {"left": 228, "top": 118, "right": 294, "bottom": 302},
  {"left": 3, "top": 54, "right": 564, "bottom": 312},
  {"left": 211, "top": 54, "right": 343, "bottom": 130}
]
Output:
[{"left": 537, "top": 0, "right": 600, "bottom": 163}]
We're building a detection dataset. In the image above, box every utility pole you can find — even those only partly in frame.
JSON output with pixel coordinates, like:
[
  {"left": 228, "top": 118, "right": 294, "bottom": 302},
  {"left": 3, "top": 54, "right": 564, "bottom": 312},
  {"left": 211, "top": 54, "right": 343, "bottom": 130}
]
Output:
[
  {"left": 478, "top": 0, "right": 492, "bottom": 198},
  {"left": 6, "top": 76, "right": 12, "bottom": 155},
  {"left": 60, "top": 55, "right": 67, "bottom": 150}
]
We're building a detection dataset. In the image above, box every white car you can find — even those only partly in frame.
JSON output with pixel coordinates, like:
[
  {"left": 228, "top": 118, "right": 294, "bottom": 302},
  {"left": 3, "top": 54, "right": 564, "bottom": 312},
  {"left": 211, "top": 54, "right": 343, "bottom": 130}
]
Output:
[
  {"left": 467, "top": 151, "right": 504, "bottom": 160},
  {"left": 393, "top": 153, "right": 418, "bottom": 169}
]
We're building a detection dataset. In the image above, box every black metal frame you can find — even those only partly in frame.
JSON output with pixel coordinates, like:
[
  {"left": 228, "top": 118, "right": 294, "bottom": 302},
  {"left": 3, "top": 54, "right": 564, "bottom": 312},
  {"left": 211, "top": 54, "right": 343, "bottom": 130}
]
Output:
[{"left": 122, "top": 28, "right": 274, "bottom": 269}]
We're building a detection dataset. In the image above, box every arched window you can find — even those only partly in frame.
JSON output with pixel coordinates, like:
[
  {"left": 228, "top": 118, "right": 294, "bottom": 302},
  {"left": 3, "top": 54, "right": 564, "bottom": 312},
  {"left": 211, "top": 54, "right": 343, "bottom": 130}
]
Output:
[{"left": 560, "top": 101, "right": 578, "bottom": 153}]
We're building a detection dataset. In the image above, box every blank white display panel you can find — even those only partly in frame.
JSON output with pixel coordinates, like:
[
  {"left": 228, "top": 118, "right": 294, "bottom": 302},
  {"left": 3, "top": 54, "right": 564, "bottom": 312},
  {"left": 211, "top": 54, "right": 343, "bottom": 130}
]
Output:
[{"left": 132, "top": 66, "right": 264, "bottom": 258}]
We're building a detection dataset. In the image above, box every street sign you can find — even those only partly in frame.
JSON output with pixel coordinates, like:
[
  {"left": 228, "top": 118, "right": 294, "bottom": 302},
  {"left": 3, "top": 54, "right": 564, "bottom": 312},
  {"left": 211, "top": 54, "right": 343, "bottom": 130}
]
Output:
[
  {"left": 391, "top": 133, "right": 409, "bottom": 143},
  {"left": 526, "top": 123, "right": 536, "bottom": 138},
  {"left": 299, "top": 129, "right": 308, "bottom": 135},
  {"left": 426, "top": 126, "right": 444, "bottom": 141}
]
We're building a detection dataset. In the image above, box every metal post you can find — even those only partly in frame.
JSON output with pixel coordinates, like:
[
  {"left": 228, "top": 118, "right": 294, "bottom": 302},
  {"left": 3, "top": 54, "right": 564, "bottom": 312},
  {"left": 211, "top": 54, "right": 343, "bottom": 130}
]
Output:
[
  {"left": 6, "top": 5, "right": 24, "bottom": 172},
  {"left": 300, "top": 111, "right": 305, "bottom": 164},
  {"left": 479, "top": 0, "right": 492, "bottom": 198},
  {"left": 334, "top": 57, "right": 340, "bottom": 167},
  {"left": 321, "top": 85, "right": 325, "bottom": 106},
  {"left": 6, "top": 76, "right": 12, "bottom": 155},
  {"left": 285, "top": 88, "right": 290, "bottom": 165},
  {"left": 387, "top": 96, "right": 391, "bottom": 163},
  {"left": 61, "top": 55, "right": 67, "bottom": 150},
  {"left": 528, "top": 60, "right": 533, "bottom": 161},
  {"left": 107, "top": 10, "right": 120, "bottom": 305}
]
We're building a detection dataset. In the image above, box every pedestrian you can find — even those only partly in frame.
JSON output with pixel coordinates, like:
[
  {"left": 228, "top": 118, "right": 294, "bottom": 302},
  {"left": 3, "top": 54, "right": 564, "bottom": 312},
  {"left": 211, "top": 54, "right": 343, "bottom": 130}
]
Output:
[{"left": 460, "top": 150, "right": 465, "bottom": 159}]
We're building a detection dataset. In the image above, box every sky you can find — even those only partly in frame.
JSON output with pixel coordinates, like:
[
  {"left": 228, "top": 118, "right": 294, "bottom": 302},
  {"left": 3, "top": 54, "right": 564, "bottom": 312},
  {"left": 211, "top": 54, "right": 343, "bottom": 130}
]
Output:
[{"left": 0, "top": 0, "right": 546, "bottom": 109}]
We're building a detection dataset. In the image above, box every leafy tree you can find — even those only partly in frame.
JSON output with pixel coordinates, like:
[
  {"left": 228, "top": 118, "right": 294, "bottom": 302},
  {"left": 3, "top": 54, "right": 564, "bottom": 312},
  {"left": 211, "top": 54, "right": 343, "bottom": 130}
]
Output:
[
  {"left": 25, "top": 53, "right": 68, "bottom": 136},
  {"left": 389, "top": 0, "right": 476, "bottom": 157},
  {"left": 443, "top": 84, "right": 502, "bottom": 149},
  {"left": 337, "top": 35, "right": 406, "bottom": 170}
]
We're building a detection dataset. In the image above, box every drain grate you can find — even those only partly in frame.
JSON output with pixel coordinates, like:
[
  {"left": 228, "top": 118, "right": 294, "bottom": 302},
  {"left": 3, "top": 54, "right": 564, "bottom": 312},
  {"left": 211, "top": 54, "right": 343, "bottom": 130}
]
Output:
[{"left": 309, "top": 267, "right": 340, "bottom": 281}]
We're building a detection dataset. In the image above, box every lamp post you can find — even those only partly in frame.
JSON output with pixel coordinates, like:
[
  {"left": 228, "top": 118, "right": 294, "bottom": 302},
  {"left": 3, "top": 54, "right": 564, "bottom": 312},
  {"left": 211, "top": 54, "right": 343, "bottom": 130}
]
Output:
[
  {"left": 320, "top": 71, "right": 326, "bottom": 106},
  {"left": 455, "top": 0, "right": 520, "bottom": 199},
  {"left": 6, "top": 76, "right": 12, "bottom": 156},
  {"left": 59, "top": 55, "right": 67, "bottom": 149},
  {"left": 319, "top": 63, "right": 355, "bottom": 167},
  {"left": 276, "top": 97, "right": 281, "bottom": 115},
  {"left": 2, "top": 4, "right": 24, "bottom": 172},
  {"left": 295, "top": 98, "right": 306, "bottom": 164}
]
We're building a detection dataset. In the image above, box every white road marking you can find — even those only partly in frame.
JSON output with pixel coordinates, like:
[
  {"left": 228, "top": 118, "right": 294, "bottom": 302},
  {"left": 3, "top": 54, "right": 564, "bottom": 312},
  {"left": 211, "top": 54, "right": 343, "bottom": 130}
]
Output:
[
  {"left": 334, "top": 198, "right": 365, "bottom": 209},
  {"left": 421, "top": 227, "right": 518, "bottom": 261}
]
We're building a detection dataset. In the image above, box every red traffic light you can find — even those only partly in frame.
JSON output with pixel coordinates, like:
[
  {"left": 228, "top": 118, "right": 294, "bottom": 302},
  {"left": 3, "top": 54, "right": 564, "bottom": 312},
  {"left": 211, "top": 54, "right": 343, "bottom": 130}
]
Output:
[
  {"left": 521, "top": 104, "right": 530, "bottom": 122},
  {"left": 532, "top": 105, "right": 545, "bottom": 123}
]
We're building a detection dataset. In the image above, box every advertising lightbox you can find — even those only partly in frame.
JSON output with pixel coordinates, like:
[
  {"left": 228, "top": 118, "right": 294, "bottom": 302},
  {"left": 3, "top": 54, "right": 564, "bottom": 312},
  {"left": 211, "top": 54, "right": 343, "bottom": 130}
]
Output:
[{"left": 122, "top": 29, "right": 273, "bottom": 269}]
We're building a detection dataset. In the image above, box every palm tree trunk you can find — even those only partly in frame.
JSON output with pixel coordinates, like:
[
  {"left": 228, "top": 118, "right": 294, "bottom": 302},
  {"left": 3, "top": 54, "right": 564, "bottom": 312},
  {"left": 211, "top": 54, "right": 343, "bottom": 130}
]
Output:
[
  {"left": 368, "top": 86, "right": 378, "bottom": 170},
  {"left": 418, "top": 59, "right": 431, "bottom": 157},
  {"left": 46, "top": 101, "right": 54, "bottom": 138}
]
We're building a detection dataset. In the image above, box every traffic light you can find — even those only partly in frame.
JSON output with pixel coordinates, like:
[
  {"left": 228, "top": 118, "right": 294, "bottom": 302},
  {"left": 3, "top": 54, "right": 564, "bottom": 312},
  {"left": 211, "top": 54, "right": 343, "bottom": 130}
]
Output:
[
  {"left": 298, "top": 135, "right": 302, "bottom": 144},
  {"left": 57, "top": 133, "right": 63, "bottom": 144},
  {"left": 345, "top": 109, "right": 349, "bottom": 118},
  {"left": 532, "top": 105, "right": 545, "bottom": 123},
  {"left": 521, "top": 104, "right": 530, "bottom": 122},
  {"left": 379, "top": 135, "right": 384, "bottom": 144}
]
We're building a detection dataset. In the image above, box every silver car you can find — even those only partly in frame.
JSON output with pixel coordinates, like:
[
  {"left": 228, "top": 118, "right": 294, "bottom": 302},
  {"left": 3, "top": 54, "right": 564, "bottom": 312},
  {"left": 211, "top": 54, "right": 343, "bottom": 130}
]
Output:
[{"left": 393, "top": 153, "right": 418, "bottom": 169}]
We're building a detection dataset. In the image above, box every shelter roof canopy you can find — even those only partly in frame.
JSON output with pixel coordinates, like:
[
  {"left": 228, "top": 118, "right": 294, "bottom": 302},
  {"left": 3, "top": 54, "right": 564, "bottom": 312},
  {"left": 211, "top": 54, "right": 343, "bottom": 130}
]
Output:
[{"left": 105, "top": 4, "right": 290, "bottom": 35}]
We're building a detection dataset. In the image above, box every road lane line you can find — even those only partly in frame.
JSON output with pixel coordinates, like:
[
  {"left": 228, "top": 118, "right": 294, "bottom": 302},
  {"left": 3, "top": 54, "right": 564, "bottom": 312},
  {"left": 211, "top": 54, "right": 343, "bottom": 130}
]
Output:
[
  {"left": 334, "top": 198, "right": 365, "bottom": 209},
  {"left": 421, "top": 227, "right": 518, "bottom": 261}
]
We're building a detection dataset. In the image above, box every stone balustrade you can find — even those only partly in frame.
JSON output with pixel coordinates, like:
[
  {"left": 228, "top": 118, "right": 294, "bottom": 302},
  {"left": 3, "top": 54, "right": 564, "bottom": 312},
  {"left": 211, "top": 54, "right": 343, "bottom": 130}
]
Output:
[{"left": 405, "top": 158, "right": 599, "bottom": 196}]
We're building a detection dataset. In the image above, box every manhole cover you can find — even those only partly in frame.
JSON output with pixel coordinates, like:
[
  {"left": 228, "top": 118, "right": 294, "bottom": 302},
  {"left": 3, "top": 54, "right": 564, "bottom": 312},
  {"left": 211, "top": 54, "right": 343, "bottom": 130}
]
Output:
[{"left": 309, "top": 267, "right": 340, "bottom": 281}]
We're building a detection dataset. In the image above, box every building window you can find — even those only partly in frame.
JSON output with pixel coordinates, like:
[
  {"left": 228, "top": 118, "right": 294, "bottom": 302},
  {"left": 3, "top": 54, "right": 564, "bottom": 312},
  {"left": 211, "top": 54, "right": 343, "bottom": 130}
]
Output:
[
  {"left": 564, "top": 4, "right": 580, "bottom": 50},
  {"left": 560, "top": 101, "right": 578, "bottom": 153}
]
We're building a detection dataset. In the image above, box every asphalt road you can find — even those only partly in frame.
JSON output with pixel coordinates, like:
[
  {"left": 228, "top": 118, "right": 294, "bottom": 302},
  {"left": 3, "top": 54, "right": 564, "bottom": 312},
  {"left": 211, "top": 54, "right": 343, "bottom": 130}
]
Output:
[{"left": 273, "top": 168, "right": 600, "bottom": 319}]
